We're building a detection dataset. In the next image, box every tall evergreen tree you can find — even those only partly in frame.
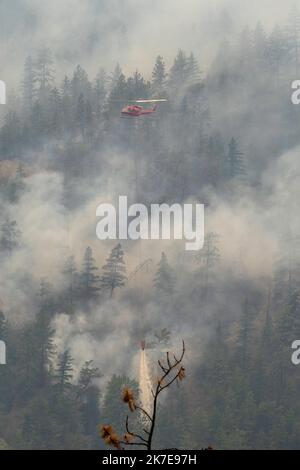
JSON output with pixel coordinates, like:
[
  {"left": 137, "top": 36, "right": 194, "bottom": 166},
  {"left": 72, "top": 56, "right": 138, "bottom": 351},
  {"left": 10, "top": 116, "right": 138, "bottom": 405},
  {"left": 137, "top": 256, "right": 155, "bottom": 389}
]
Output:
[
  {"left": 286, "top": 5, "right": 300, "bottom": 75},
  {"left": 94, "top": 68, "right": 107, "bottom": 119},
  {"left": 268, "top": 25, "right": 286, "bottom": 86},
  {"left": 34, "top": 48, "right": 55, "bottom": 100},
  {"left": 100, "top": 243, "right": 126, "bottom": 298},
  {"left": 154, "top": 252, "right": 175, "bottom": 296},
  {"left": 80, "top": 247, "right": 101, "bottom": 301},
  {"left": 22, "top": 55, "right": 36, "bottom": 112},
  {"left": 151, "top": 55, "right": 167, "bottom": 97},
  {"left": 62, "top": 255, "right": 78, "bottom": 314},
  {"left": 78, "top": 360, "right": 101, "bottom": 392},
  {"left": 169, "top": 49, "right": 188, "bottom": 92},
  {"left": 71, "top": 65, "right": 91, "bottom": 103},
  {"left": 76, "top": 93, "right": 86, "bottom": 138},
  {"left": 186, "top": 52, "right": 201, "bottom": 84},
  {"left": 34, "top": 312, "right": 55, "bottom": 387},
  {"left": 197, "top": 232, "right": 220, "bottom": 301},
  {"left": 55, "top": 350, "right": 74, "bottom": 392}
]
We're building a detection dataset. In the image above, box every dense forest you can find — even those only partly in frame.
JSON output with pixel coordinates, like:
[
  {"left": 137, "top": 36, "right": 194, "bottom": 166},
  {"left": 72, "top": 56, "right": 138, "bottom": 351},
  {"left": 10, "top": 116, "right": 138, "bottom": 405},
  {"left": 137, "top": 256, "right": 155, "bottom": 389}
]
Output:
[{"left": 1, "top": 6, "right": 300, "bottom": 449}]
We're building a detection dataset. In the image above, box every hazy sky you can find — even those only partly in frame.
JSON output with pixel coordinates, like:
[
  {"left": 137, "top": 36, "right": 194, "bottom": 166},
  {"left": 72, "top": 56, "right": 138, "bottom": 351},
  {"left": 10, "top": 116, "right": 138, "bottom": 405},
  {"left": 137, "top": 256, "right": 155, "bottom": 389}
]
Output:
[{"left": 0, "top": 0, "right": 297, "bottom": 84}]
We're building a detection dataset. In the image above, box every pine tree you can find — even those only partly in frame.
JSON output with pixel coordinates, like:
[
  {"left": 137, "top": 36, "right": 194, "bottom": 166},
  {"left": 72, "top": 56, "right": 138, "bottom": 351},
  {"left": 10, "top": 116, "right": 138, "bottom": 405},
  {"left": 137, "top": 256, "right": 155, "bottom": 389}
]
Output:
[
  {"left": 154, "top": 252, "right": 175, "bottom": 296},
  {"left": 22, "top": 55, "right": 36, "bottom": 112},
  {"left": 100, "top": 243, "right": 126, "bottom": 298},
  {"left": 286, "top": 5, "right": 300, "bottom": 75},
  {"left": 55, "top": 350, "right": 74, "bottom": 392},
  {"left": 79, "top": 247, "right": 101, "bottom": 301},
  {"left": 169, "top": 49, "right": 188, "bottom": 92},
  {"left": 197, "top": 232, "right": 220, "bottom": 301},
  {"left": 109, "top": 72, "right": 128, "bottom": 102},
  {"left": 127, "top": 70, "right": 149, "bottom": 100},
  {"left": 85, "top": 100, "right": 94, "bottom": 143},
  {"left": 110, "top": 63, "right": 123, "bottom": 91},
  {"left": 62, "top": 256, "right": 78, "bottom": 314},
  {"left": 71, "top": 65, "right": 91, "bottom": 102},
  {"left": 61, "top": 76, "right": 73, "bottom": 133},
  {"left": 48, "top": 87, "right": 62, "bottom": 138},
  {"left": 34, "top": 48, "right": 55, "bottom": 100},
  {"left": 76, "top": 93, "right": 86, "bottom": 138},
  {"left": 78, "top": 360, "right": 101, "bottom": 392},
  {"left": 186, "top": 52, "right": 201, "bottom": 85},
  {"left": 268, "top": 25, "right": 286, "bottom": 86},
  {"left": 151, "top": 55, "right": 167, "bottom": 97},
  {"left": 94, "top": 68, "right": 107, "bottom": 119},
  {"left": 34, "top": 311, "right": 55, "bottom": 387}
]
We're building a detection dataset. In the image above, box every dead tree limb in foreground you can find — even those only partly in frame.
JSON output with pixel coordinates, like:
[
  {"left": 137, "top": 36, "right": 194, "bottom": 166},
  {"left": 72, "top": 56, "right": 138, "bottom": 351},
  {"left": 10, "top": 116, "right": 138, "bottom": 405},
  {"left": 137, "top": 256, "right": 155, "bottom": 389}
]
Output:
[{"left": 100, "top": 340, "right": 186, "bottom": 450}]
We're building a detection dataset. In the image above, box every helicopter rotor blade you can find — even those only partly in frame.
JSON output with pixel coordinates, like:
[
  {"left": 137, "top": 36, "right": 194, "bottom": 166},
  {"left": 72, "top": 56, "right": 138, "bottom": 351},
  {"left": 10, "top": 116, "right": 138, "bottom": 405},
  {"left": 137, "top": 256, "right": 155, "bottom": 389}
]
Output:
[
  {"left": 135, "top": 99, "right": 167, "bottom": 103},
  {"left": 111, "top": 99, "right": 167, "bottom": 103}
]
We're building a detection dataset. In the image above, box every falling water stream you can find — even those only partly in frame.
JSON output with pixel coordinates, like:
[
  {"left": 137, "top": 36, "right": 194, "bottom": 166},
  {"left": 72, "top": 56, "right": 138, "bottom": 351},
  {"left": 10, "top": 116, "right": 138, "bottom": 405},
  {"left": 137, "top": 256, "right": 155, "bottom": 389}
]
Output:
[{"left": 139, "top": 349, "right": 153, "bottom": 417}]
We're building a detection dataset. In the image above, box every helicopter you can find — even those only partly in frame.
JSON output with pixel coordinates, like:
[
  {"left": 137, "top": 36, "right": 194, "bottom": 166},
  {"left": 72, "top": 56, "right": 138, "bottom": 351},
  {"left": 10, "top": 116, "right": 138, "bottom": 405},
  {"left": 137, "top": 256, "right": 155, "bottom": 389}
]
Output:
[{"left": 120, "top": 99, "right": 167, "bottom": 117}]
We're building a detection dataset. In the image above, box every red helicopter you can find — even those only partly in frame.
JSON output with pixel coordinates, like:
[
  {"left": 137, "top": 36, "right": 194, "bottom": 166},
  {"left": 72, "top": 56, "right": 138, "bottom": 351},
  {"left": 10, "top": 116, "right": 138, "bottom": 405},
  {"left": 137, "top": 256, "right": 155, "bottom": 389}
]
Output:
[{"left": 121, "top": 99, "right": 167, "bottom": 118}]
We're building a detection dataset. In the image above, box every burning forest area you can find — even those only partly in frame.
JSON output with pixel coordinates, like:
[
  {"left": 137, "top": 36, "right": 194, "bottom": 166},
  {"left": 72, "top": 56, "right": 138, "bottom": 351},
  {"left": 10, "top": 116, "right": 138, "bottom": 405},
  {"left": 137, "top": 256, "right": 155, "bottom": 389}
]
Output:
[{"left": 0, "top": 0, "right": 300, "bottom": 454}]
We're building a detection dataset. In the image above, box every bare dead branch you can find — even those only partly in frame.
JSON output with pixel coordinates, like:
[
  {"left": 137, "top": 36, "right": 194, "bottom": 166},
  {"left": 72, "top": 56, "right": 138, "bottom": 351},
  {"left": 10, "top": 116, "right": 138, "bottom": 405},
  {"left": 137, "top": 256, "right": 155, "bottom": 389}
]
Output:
[
  {"left": 166, "top": 351, "right": 171, "bottom": 368},
  {"left": 159, "top": 369, "right": 182, "bottom": 392},
  {"left": 135, "top": 405, "right": 153, "bottom": 422},
  {"left": 157, "top": 340, "right": 185, "bottom": 393},
  {"left": 158, "top": 359, "right": 168, "bottom": 373},
  {"left": 125, "top": 416, "right": 148, "bottom": 443},
  {"left": 107, "top": 339, "right": 186, "bottom": 451}
]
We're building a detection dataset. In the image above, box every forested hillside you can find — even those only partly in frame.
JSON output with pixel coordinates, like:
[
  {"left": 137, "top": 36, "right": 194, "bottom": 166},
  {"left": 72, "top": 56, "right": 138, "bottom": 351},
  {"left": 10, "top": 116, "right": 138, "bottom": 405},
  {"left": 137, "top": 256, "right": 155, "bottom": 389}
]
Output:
[{"left": 1, "top": 10, "right": 300, "bottom": 449}]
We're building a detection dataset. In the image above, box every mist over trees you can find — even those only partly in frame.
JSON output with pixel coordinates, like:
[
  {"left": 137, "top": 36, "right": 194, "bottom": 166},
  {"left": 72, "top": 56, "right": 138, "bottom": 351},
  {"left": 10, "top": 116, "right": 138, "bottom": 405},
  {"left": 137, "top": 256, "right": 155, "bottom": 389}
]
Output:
[{"left": 1, "top": 6, "right": 300, "bottom": 450}]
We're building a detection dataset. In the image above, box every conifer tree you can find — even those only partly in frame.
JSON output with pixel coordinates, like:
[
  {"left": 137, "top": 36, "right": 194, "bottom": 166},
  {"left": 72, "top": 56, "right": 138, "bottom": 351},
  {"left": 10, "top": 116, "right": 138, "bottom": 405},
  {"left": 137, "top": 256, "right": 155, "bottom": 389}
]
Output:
[
  {"left": 186, "top": 52, "right": 201, "bottom": 84},
  {"left": 34, "top": 311, "right": 55, "bottom": 387},
  {"left": 197, "top": 232, "right": 220, "bottom": 301},
  {"left": 78, "top": 360, "right": 101, "bottom": 392},
  {"left": 154, "top": 252, "right": 175, "bottom": 296},
  {"left": 169, "top": 49, "right": 188, "bottom": 92},
  {"left": 80, "top": 247, "right": 101, "bottom": 301},
  {"left": 151, "top": 55, "right": 167, "bottom": 96},
  {"left": 100, "top": 243, "right": 126, "bottom": 298},
  {"left": 286, "top": 5, "right": 300, "bottom": 75},
  {"left": 34, "top": 48, "right": 55, "bottom": 100},
  {"left": 55, "top": 350, "right": 74, "bottom": 392},
  {"left": 62, "top": 255, "right": 78, "bottom": 314},
  {"left": 94, "top": 68, "right": 107, "bottom": 119},
  {"left": 22, "top": 55, "right": 36, "bottom": 112}
]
